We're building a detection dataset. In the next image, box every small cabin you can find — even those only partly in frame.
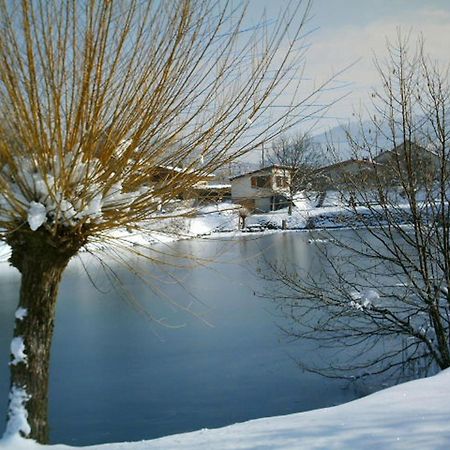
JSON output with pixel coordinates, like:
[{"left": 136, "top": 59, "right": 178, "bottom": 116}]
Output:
[{"left": 230, "top": 165, "right": 292, "bottom": 212}]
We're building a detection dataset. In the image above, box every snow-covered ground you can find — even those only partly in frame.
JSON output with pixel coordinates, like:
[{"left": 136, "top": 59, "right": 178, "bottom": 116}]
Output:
[
  {"left": 0, "top": 197, "right": 416, "bottom": 264},
  {"left": 186, "top": 202, "right": 240, "bottom": 235},
  {"left": 0, "top": 199, "right": 421, "bottom": 279},
  {"left": 1, "top": 368, "right": 449, "bottom": 449}
]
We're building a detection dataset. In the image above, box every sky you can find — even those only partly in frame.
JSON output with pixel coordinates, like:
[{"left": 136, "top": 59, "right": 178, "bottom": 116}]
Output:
[{"left": 247, "top": 0, "right": 450, "bottom": 133}]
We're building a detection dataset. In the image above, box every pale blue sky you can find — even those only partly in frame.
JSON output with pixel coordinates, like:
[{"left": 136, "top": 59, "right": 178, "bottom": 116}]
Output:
[
  {"left": 312, "top": 0, "right": 450, "bottom": 28},
  {"left": 247, "top": 0, "right": 450, "bottom": 130}
]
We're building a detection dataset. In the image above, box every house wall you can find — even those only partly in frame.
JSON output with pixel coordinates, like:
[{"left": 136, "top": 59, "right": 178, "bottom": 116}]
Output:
[
  {"left": 231, "top": 173, "right": 273, "bottom": 199},
  {"left": 230, "top": 167, "right": 292, "bottom": 212},
  {"left": 374, "top": 148, "right": 443, "bottom": 180},
  {"left": 326, "top": 162, "right": 372, "bottom": 180},
  {"left": 271, "top": 167, "right": 291, "bottom": 190},
  {"left": 316, "top": 161, "right": 376, "bottom": 190},
  {"left": 231, "top": 168, "right": 291, "bottom": 199},
  {"left": 231, "top": 175, "right": 254, "bottom": 199}
]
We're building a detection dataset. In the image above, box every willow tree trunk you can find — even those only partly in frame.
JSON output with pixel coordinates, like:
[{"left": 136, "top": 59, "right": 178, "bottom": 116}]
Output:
[{"left": 5, "top": 230, "right": 81, "bottom": 444}]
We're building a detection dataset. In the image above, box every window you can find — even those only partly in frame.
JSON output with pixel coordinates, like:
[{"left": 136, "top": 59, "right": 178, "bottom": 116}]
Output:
[
  {"left": 251, "top": 175, "right": 270, "bottom": 188},
  {"left": 275, "top": 176, "right": 288, "bottom": 188}
]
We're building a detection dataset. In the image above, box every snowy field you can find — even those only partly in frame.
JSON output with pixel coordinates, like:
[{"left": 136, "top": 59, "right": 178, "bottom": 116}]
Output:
[{"left": 1, "top": 368, "right": 450, "bottom": 449}]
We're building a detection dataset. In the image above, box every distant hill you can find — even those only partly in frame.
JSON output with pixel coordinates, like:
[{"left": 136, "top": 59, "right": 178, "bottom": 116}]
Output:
[
  {"left": 311, "top": 115, "right": 450, "bottom": 164},
  {"left": 235, "top": 118, "right": 432, "bottom": 174},
  {"left": 311, "top": 120, "right": 393, "bottom": 163}
]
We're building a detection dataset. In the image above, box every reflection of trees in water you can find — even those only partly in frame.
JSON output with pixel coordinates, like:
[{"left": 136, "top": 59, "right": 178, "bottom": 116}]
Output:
[{"left": 258, "top": 228, "right": 443, "bottom": 386}]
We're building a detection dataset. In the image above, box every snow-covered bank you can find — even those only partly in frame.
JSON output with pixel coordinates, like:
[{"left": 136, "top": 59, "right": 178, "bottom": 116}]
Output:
[
  {"left": 1, "top": 369, "right": 449, "bottom": 449},
  {"left": 0, "top": 200, "right": 413, "bottom": 267},
  {"left": 0, "top": 202, "right": 240, "bottom": 268}
]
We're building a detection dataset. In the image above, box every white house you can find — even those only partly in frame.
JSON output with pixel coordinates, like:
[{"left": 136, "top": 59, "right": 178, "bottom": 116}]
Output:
[{"left": 230, "top": 165, "right": 292, "bottom": 212}]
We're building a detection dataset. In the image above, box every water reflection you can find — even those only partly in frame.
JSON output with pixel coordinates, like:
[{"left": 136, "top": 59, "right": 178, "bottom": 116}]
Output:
[{"left": 1, "top": 233, "right": 359, "bottom": 446}]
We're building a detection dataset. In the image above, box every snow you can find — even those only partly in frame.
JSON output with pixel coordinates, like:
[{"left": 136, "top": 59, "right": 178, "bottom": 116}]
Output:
[
  {"left": 9, "top": 337, "right": 27, "bottom": 366},
  {"left": 27, "top": 202, "right": 47, "bottom": 231},
  {"left": 188, "top": 204, "right": 239, "bottom": 235},
  {"left": 307, "top": 238, "right": 330, "bottom": 244},
  {"left": 349, "top": 289, "right": 379, "bottom": 310},
  {"left": 292, "top": 192, "right": 314, "bottom": 210},
  {"left": 2, "top": 386, "right": 31, "bottom": 440},
  {"left": 1, "top": 369, "right": 450, "bottom": 449},
  {"left": 0, "top": 151, "right": 143, "bottom": 231},
  {"left": 198, "top": 184, "right": 231, "bottom": 190},
  {"left": 246, "top": 207, "right": 307, "bottom": 230},
  {"left": 14, "top": 308, "right": 27, "bottom": 321}
]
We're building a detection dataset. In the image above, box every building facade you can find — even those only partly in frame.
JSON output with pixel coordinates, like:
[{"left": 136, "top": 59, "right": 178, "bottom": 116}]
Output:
[{"left": 230, "top": 165, "right": 292, "bottom": 212}]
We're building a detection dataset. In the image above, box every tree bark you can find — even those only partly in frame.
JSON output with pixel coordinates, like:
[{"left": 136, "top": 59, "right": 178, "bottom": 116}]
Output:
[{"left": 5, "top": 230, "right": 81, "bottom": 443}]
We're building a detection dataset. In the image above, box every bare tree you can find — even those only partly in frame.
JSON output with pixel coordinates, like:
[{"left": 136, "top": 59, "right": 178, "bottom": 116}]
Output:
[
  {"left": 268, "top": 133, "right": 321, "bottom": 214},
  {"left": 0, "top": 0, "right": 319, "bottom": 443},
  {"left": 259, "top": 35, "right": 450, "bottom": 384}
]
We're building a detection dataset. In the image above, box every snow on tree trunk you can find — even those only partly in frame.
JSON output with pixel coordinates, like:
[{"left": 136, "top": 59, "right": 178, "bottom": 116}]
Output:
[{"left": 5, "top": 229, "right": 83, "bottom": 443}]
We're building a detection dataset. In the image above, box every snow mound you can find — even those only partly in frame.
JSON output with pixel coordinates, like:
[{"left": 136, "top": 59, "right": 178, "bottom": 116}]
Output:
[
  {"left": 9, "top": 337, "right": 27, "bottom": 366},
  {"left": 1, "top": 369, "right": 450, "bottom": 449}
]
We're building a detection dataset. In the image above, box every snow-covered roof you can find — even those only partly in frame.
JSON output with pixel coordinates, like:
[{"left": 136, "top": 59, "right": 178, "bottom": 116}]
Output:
[
  {"left": 193, "top": 184, "right": 231, "bottom": 190},
  {"left": 230, "top": 164, "right": 293, "bottom": 181},
  {"left": 155, "top": 165, "right": 215, "bottom": 178}
]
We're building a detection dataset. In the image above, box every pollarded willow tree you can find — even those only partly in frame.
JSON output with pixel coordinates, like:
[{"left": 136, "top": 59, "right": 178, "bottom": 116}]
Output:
[
  {"left": 259, "top": 35, "right": 450, "bottom": 384},
  {"left": 0, "top": 0, "right": 320, "bottom": 443}
]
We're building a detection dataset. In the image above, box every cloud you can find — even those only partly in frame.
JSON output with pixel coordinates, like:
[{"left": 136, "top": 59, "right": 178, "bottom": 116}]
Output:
[{"left": 306, "top": 8, "right": 450, "bottom": 124}]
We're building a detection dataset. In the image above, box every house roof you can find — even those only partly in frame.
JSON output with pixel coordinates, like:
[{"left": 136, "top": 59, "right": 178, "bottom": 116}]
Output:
[
  {"left": 373, "top": 141, "right": 431, "bottom": 163},
  {"left": 316, "top": 158, "right": 379, "bottom": 173},
  {"left": 193, "top": 183, "right": 231, "bottom": 190},
  {"left": 229, "top": 164, "right": 293, "bottom": 181},
  {"left": 154, "top": 164, "right": 215, "bottom": 178}
]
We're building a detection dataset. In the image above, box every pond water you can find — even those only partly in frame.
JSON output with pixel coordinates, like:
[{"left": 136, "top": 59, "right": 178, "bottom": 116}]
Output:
[{"left": 1, "top": 232, "right": 365, "bottom": 446}]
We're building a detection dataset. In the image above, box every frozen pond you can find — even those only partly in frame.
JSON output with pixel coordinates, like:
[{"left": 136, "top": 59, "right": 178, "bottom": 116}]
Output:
[{"left": 1, "top": 232, "right": 363, "bottom": 446}]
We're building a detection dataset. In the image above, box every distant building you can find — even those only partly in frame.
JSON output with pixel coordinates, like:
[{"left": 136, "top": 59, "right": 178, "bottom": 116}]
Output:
[
  {"left": 314, "top": 159, "right": 379, "bottom": 190},
  {"left": 310, "top": 159, "right": 379, "bottom": 206},
  {"left": 230, "top": 165, "right": 292, "bottom": 212},
  {"left": 128, "top": 164, "right": 214, "bottom": 203},
  {"left": 191, "top": 183, "right": 231, "bottom": 204},
  {"left": 373, "top": 141, "right": 445, "bottom": 185},
  {"left": 311, "top": 140, "right": 448, "bottom": 207}
]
